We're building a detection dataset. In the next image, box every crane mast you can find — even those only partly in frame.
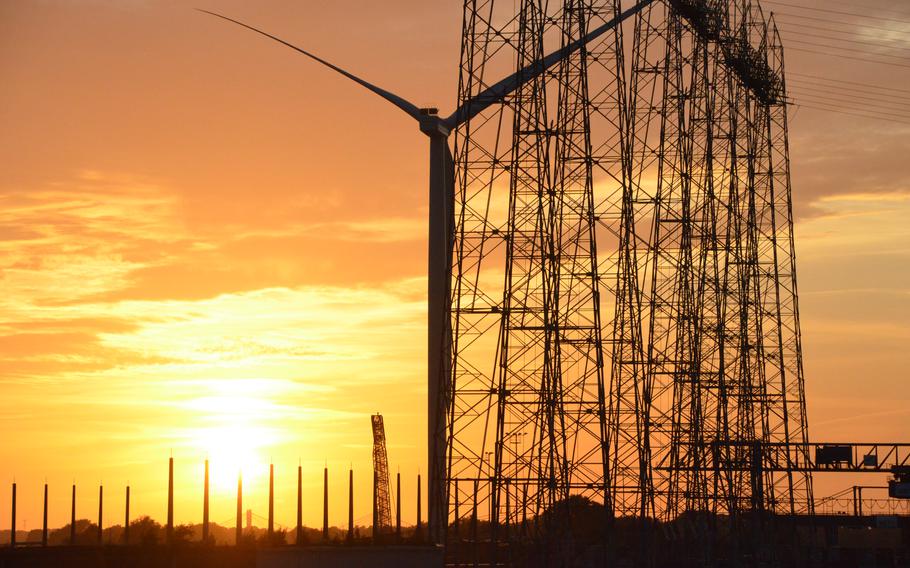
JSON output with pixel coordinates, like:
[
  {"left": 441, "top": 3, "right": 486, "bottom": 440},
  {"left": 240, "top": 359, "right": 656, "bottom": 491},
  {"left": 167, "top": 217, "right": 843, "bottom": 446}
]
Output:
[{"left": 371, "top": 413, "right": 393, "bottom": 536}]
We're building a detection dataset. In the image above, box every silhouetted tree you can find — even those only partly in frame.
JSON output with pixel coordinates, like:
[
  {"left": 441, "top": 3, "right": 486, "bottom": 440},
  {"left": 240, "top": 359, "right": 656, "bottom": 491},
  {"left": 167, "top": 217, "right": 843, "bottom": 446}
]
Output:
[
  {"left": 174, "top": 524, "right": 194, "bottom": 545},
  {"left": 258, "top": 529, "right": 287, "bottom": 547},
  {"left": 130, "top": 516, "right": 162, "bottom": 546}
]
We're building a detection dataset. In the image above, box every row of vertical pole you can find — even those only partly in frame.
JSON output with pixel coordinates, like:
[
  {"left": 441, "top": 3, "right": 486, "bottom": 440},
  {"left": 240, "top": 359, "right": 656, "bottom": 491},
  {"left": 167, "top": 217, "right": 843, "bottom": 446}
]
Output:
[
  {"left": 9, "top": 482, "right": 110, "bottom": 547},
  {"left": 309, "top": 466, "right": 421, "bottom": 544},
  {"left": 8, "top": 460, "right": 422, "bottom": 547}
]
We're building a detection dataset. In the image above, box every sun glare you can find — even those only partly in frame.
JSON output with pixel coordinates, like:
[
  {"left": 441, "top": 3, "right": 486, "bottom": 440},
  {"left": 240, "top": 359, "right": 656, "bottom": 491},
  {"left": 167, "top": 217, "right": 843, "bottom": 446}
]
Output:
[
  {"left": 195, "top": 422, "right": 271, "bottom": 492},
  {"left": 186, "top": 387, "right": 287, "bottom": 492}
]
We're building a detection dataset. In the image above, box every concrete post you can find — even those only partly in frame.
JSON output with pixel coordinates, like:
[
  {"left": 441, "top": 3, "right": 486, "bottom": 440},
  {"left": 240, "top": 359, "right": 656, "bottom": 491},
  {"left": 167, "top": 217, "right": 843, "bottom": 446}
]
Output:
[
  {"left": 348, "top": 469, "right": 354, "bottom": 542},
  {"left": 203, "top": 460, "right": 210, "bottom": 543},
  {"left": 268, "top": 463, "right": 275, "bottom": 539},
  {"left": 416, "top": 473, "right": 422, "bottom": 541},
  {"left": 97, "top": 485, "right": 103, "bottom": 545},
  {"left": 296, "top": 464, "right": 303, "bottom": 546},
  {"left": 236, "top": 473, "right": 243, "bottom": 545},
  {"left": 167, "top": 457, "right": 174, "bottom": 545},
  {"left": 10, "top": 483, "right": 16, "bottom": 548},
  {"left": 124, "top": 486, "right": 130, "bottom": 545},
  {"left": 323, "top": 467, "right": 329, "bottom": 542},
  {"left": 396, "top": 472, "right": 401, "bottom": 541},
  {"left": 70, "top": 484, "right": 76, "bottom": 545},
  {"left": 42, "top": 483, "right": 48, "bottom": 546}
]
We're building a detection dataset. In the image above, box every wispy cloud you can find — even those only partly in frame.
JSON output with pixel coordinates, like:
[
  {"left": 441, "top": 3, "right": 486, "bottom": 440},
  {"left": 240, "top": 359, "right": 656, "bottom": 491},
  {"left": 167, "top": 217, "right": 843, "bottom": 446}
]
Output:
[
  {"left": 0, "top": 170, "right": 429, "bottom": 518},
  {"left": 229, "top": 216, "right": 425, "bottom": 244},
  {"left": 798, "top": 190, "right": 910, "bottom": 256},
  {"left": 855, "top": 22, "right": 910, "bottom": 51}
]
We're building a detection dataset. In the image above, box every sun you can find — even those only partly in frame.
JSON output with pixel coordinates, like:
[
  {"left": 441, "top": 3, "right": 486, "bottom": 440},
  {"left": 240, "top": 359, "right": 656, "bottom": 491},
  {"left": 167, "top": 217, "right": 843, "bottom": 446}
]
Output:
[
  {"left": 181, "top": 380, "right": 289, "bottom": 492},
  {"left": 196, "top": 422, "right": 270, "bottom": 492}
]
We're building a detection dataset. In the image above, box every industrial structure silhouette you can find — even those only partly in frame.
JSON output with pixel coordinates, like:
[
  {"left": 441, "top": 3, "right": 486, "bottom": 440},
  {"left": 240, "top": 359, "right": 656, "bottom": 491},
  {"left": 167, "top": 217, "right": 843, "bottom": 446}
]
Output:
[
  {"left": 198, "top": 0, "right": 908, "bottom": 564},
  {"left": 3, "top": 0, "right": 909, "bottom": 566}
]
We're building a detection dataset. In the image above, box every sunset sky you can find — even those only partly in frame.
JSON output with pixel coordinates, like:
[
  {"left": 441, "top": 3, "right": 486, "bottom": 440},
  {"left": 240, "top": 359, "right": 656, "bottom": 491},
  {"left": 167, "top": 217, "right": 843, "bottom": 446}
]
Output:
[{"left": 2, "top": 0, "right": 909, "bottom": 532}]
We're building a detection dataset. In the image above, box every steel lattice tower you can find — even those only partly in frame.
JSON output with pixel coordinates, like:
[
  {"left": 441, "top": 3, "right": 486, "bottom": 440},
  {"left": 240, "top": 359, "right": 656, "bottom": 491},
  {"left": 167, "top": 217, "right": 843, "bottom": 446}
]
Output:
[
  {"left": 194, "top": 0, "right": 818, "bottom": 561},
  {"left": 446, "top": 0, "right": 813, "bottom": 561},
  {"left": 448, "top": 0, "right": 626, "bottom": 558},
  {"left": 601, "top": 0, "right": 814, "bottom": 519},
  {"left": 371, "top": 414, "right": 393, "bottom": 534}
]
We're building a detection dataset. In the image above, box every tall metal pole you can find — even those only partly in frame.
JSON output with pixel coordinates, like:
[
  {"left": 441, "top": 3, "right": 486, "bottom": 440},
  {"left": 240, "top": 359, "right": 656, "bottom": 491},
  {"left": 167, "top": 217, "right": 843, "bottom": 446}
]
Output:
[
  {"left": 236, "top": 472, "right": 243, "bottom": 545},
  {"left": 348, "top": 468, "right": 354, "bottom": 542},
  {"left": 167, "top": 457, "right": 174, "bottom": 545},
  {"left": 10, "top": 483, "right": 15, "bottom": 548},
  {"left": 97, "top": 485, "right": 103, "bottom": 545},
  {"left": 203, "top": 460, "right": 210, "bottom": 542},
  {"left": 322, "top": 466, "right": 328, "bottom": 542},
  {"left": 125, "top": 486, "right": 130, "bottom": 545},
  {"left": 416, "top": 473, "right": 422, "bottom": 541},
  {"left": 42, "top": 483, "right": 48, "bottom": 546},
  {"left": 268, "top": 463, "right": 275, "bottom": 540},
  {"left": 396, "top": 472, "right": 401, "bottom": 542},
  {"left": 70, "top": 484, "right": 76, "bottom": 545},
  {"left": 296, "top": 464, "right": 303, "bottom": 546}
]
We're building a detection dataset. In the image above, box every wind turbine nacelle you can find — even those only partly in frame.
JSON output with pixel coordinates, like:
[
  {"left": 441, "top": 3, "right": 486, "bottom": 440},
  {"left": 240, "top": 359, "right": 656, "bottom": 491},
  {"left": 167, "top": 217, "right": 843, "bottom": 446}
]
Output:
[{"left": 419, "top": 112, "right": 450, "bottom": 137}]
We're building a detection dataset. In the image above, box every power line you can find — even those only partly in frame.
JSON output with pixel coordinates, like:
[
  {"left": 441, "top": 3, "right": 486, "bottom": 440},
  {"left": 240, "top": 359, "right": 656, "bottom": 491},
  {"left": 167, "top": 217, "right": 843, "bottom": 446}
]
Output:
[
  {"left": 764, "top": 0, "right": 910, "bottom": 26},
  {"left": 793, "top": 94, "right": 910, "bottom": 118},
  {"left": 778, "top": 28, "right": 910, "bottom": 53},
  {"left": 790, "top": 91, "right": 910, "bottom": 118},
  {"left": 821, "top": 0, "right": 910, "bottom": 19},
  {"left": 777, "top": 21, "right": 910, "bottom": 44},
  {"left": 789, "top": 77, "right": 910, "bottom": 102},
  {"left": 792, "top": 96, "right": 910, "bottom": 122},
  {"left": 796, "top": 103, "right": 910, "bottom": 126},
  {"left": 789, "top": 83, "right": 910, "bottom": 106},
  {"left": 785, "top": 38, "right": 910, "bottom": 62},
  {"left": 796, "top": 99, "right": 910, "bottom": 125},
  {"left": 788, "top": 79, "right": 910, "bottom": 103},
  {"left": 787, "top": 46, "right": 910, "bottom": 71},
  {"left": 773, "top": 11, "right": 910, "bottom": 36},
  {"left": 790, "top": 89, "right": 910, "bottom": 114},
  {"left": 788, "top": 71, "right": 910, "bottom": 96}
]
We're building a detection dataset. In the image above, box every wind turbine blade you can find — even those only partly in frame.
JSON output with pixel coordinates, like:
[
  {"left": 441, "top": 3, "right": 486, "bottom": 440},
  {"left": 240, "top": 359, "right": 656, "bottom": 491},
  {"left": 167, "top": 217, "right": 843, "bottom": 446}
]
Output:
[
  {"left": 197, "top": 9, "right": 424, "bottom": 122},
  {"left": 445, "top": 0, "right": 655, "bottom": 129}
]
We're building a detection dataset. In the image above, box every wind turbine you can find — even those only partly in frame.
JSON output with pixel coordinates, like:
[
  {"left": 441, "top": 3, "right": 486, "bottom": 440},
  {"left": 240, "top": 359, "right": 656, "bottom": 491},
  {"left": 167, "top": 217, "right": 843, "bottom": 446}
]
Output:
[{"left": 198, "top": 0, "right": 653, "bottom": 545}]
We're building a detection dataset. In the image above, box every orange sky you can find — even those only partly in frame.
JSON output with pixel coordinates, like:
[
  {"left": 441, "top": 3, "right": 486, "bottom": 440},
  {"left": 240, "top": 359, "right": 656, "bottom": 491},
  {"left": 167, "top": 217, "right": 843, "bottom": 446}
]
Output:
[{"left": 1, "top": 0, "right": 909, "bottom": 532}]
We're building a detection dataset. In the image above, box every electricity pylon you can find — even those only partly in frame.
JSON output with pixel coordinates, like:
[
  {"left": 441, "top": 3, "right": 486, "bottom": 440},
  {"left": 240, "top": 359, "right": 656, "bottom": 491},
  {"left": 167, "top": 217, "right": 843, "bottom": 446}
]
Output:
[{"left": 203, "top": 2, "right": 815, "bottom": 563}]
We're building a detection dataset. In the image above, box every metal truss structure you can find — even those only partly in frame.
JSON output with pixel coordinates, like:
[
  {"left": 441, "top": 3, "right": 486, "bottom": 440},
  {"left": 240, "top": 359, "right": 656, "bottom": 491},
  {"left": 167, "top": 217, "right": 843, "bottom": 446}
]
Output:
[
  {"left": 371, "top": 414, "right": 393, "bottom": 535},
  {"left": 445, "top": 0, "right": 813, "bottom": 555}
]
